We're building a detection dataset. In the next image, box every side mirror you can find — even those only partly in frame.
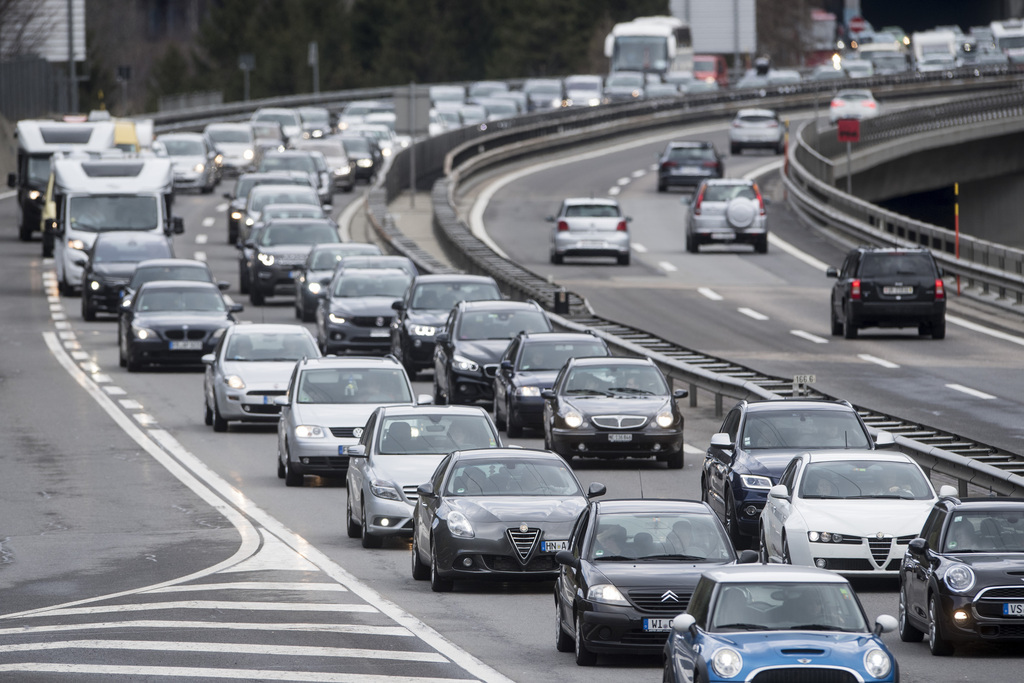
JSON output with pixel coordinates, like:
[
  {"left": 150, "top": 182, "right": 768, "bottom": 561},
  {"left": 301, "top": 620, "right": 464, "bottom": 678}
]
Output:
[
  {"left": 223, "top": 192, "right": 232, "bottom": 199},
  {"left": 416, "top": 482, "right": 437, "bottom": 499},
  {"left": 673, "top": 389, "right": 688, "bottom": 399},
  {"left": 317, "top": 288, "right": 329, "bottom": 299},
  {"left": 228, "top": 303, "right": 244, "bottom": 313},
  {"left": 217, "top": 281, "right": 230, "bottom": 291},
  {"left": 626, "top": 216, "right": 633, "bottom": 222},
  {"left": 710, "top": 432, "right": 734, "bottom": 450},
  {"left": 346, "top": 444, "right": 367, "bottom": 458},
  {"left": 392, "top": 300, "right": 404, "bottom": 311},
  {"left": 416, "top": 393, "right": 434, "bottom": 405},
  {"left": 201, "top": 353, "right": 216, "bottom": 365},
  {"left": 545, "top": 215, "right": 556, "bottom": 222},
  {"left": 435, "top": 332, "right": 449, "bottom": 344},
  {"left": 500, "top": 359, "right": 513, "bottom": 371},
  {"left": 736, "top": 549, "right": 759, "bottom": 564},
  {"left": 874, "top": 430, "right": 896, "bottom": 449},
  {"left": 768, "top": 484, "right": 790, "bottom": 500},
  {"left": 273, "top": 396, "right": 289, "bottom": 406},
  {"left": 541, "top": 389, "right": 556, "bottom": 399},
  {"left": 671, "top": 613, "right": 696, "bottom": 634},
  {"left": 826, "top": 266, "right": 839, "bottom": 278},
  {"left": 587, "top": 482, "right": 607, "bottom": 498},
  {"left": 874, "top": 614, "right": 898, "bottom": 635},
  {"left": 938, "top": 485, "right": 958, "bottom": 498},
  {"left": 323, "top": 203, "right": 333, "bottom": 213},
  {"left": 554, "top": 550, "right": 579, "bottom": 569},
  {"left": 908, "top": 537, "right": 928, "bottom": 557},
  {"left": 172, "top": 216, "right": 185, "bottom": 234}
]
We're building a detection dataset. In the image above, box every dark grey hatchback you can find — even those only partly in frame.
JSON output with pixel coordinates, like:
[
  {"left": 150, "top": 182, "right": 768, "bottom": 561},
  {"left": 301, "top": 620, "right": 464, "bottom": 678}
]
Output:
[{"left": 828, "top": 246, "right": 946, "bottom": 339}]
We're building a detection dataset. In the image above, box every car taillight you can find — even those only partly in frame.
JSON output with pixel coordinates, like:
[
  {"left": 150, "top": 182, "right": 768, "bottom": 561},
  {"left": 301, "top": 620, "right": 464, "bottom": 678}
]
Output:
[
  {"left": 693, "top": 187, "right": 706, "bottom": 215},
  {"left": 850, "top": 279, "right": 861, "bottom": 301},
  {"left": 702, "top": 160, "right": 718, "bottom": 168},
  {"left": 753, "top": 183, "right": 766, "bottom": 215},
  {"left": 557, "top": 220, "right": 569, "bottom": 231},
  {"left": 935, "top": 278, "right": 945, "bottom": 301},
  {"left": 831, "top": 99, "right": 844, "bottom": 107},
  {"left": 661, "top": 160, "right": 677, "bottom": 169},
  {"left": 732, "top": 121, "right": 741, "bottom": 127},
  {"left": 616, "top": 221, "right": 627, "bottom": 231},
  {"left": 865, "top": 101, "right": 877, "bottom": 108}
]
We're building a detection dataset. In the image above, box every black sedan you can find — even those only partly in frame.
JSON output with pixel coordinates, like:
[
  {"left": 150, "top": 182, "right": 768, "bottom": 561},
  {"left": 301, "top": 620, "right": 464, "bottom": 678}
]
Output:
[
  {"left": 120, "top": 258, "right": 229, "bottom": 313},
  {"left": 493, "top": 331, "right": 610, "bottom": 437},
  {"left": 223, "top": 171, "right": 313, "bottom": 244},
  {"left": 391, "top": 273, "right": 501, "bottom": 378},
  {"left": 542, "top": 357, "right": 687, "bottom": 469},
  {"left": 294, "top": 242, "right": 381, "bottom": 322},
  {"left": 555, "top": 499, "right": 756, "bottom": 666},
  {"left": 81, "top": 231, "right": 173, "bottom": 321},
  {"left": 118, "top": 281, "right": 242, "bottom": 371},
  {"left": 339, "top": 134, "right": 379, "bottom": 182},
  {"left": 248, "top": 218, "right": 340, "bottom": 305},
  {"left": 899, "top": 497, "right": 1024, "bottom": 655},
  {"left": 411, "top": 448, "right": 606, "bottom": 592}
]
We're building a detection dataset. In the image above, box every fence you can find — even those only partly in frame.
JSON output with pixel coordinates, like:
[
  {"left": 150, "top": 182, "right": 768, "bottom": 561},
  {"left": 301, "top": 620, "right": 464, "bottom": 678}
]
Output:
[{"left": 0, "top": 55, "right": 68, "bottom": 120}]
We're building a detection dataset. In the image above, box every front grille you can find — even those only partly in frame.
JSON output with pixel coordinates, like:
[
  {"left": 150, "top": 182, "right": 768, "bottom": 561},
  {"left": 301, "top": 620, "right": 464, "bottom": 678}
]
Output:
[
  {"left": 628, "top": 588, "right": 693, "bottom": 614},
  {"left": 329, "top": 427, "right": 360, "bottom": 438},
  {"left": 980, "top": 623, "right": 1024, "bottom": 637},
  {"left": 164, "top": 329, "right": 207, "bottom": 341},
  {"left": 817, "top": 558, "right": 874, "bottom": 571},
  {"left": 273, "top": 253, "right": 307, "bottom": 266},
  {"left": 780, "top": 649, "right": 826, "bottom": 655},
  {"left": 506, "top": 527, "right": 540, "bottom": 562},
  {"left": 402, "top": 485, "right": 419, "bottom": 500},
  {"left": 885, "top": 559, "right": 902, "bottom": 571},
  {"left": 618, "top": 629, "right": 670, "bottom": 645},
  {"left": 351, "top": 316, "right": 393, "bottom": 327},
  {"left": 591, "top": 415, "right": 648, "bottom": 429},
  {"left": 751, "top": 669, "right": 857, "bottom": 683},
  {"left": 897, "top": 534, "right": 916, "bottom": 544},
  {"left": 485, "top": 554, "right": 557, "bottom": 572},
  {"left": 979, "top": 587, "right": 1024, "bottom": 600},
  {"left": 241, "top": 404, "right": 279, "bottom": 415},
  {"left": 868, "top": 537, "right": 892, "bottom": 564},
  {"left": 248, "top": 389, "right": 287, "bottom": 397}
]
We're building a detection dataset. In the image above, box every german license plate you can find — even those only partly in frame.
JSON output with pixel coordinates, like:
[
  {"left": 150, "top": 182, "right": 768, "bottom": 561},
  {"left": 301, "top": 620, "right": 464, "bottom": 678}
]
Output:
[
  {"left": 643, "top": 618, "right": 673, "bottom": 632},
  {"left": 169, "top": 340, "right": 202, "bottom": 351},
  {"left": 370, "top": 330, "right": 390, "bottom": 337},
  {"left": 608, "top": 433, "right": 632, "bottom": 442},
  {"left": 710, "top": 232, "right": 734, "bottom": 240},
  {"left": 541, "top": 540, "right": 568, "bottom": 552},
  {"left": 1003, "top": 603, "right": 1024, "bottom": 616},
  {"left": 679, "top": 167, "right": 700, "bottom": 174},
  {"left": 883, "top": 286, "right": 913, "bottom": 295}
]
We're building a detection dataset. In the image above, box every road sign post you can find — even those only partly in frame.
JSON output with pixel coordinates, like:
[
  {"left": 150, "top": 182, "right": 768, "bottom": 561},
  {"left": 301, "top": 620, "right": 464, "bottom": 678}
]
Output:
[
  {"left": 837, "top": 119, "right": 860, "bottom": 195},
  {"left": 395, "top": 83, "right": 431, "bottom": 209}
]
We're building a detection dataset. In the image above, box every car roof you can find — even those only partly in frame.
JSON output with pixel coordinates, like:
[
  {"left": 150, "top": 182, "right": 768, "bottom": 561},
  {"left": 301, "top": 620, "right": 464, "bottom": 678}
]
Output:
[
  {"left": 941, "top": 498, "right": 1024, "bottom": 511},
  {"left": 456, "top": 299, "right": 541, "bottom": 312},
  {"left": 595, "top": 499, "right": 710, "bottom": 515},
  {"left": 735, "top": 108, "right": 778, "bottom": 117},
  {"left": 297, "top": 356, "right": 403, "bottom": 369},
  {"left": 517, "top": 331, "right": 603, "bottom": 344},
  {"left": 666, "top": 140, "right": 713, "bottom": 149},
  {"left": 853, "top": 245, "right": 931, "bottom": 255},
  {"left": 411, "top": 273, "right": 497, "bottom": 285},
  {"left": 562, "top": 197, "right": 619, "bottom": 207},
  {"left": 337, "top": 267, "right": 410, "bottom": 278},
  {"left": 136, "top": 280, "right": 220, "bottom": 293},
  {"left": 134, "top": 258, "right": 209, "bottom": 270},
  {"left": 569, "top": 356, "right": 653, "bottom": 368},
  {"left": 702, "top": 565, "right": 849, "bottom": 585},
  {"left": 803, "top": 450, "right": 912, "bottom": 464},
  {"left": 699, "top": 178, "right": 755, "bottom": 187},
  {"left": 454, "top": 447, "right": 559, "bottom": 461},
  {"left": 378, "top": 404, "right": 491, "bottom": 418},
  {"left": 226, "top": 323, "right": 312, "bottom": 335},
  {"left": 745, "top": 399, "right": 856, "bottom": 414},
  {"left": 263, "top": 217, "right": 335, "bottom": 227}
]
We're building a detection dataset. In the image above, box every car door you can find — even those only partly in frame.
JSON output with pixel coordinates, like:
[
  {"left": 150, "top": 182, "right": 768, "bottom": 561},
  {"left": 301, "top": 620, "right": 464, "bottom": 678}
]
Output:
[
  {"left": 433, "top": 310, "right": 458, "bottom": 398},
  {"left": 832, "top": 251, "right": 859, "bottom": 317},
  {"left": 907, "top": 507, "right": 947, "bottom": 621},
  {"left": 348, "top": 410, "right": 378, "bottom": 521},
  {"left": 278, "top": 365, "right": 300, "bottom": 462},
  {"left": 764, "top": 456, "right": 802, "bottom": 559},
  {"left": 494, "top": 336, "right": 520, "bottom": 421},
  {"left": 705, "top": 409, "right": 741, "bottom": 519},
  {"left": 416, "top": 455, "right": 452, "bottom": 553},
  {"left": 558, "top": 506, "right": 591, "bottom": 630},
  {"left": 204, "top": 330, "right": 228, "bottom": 412}
]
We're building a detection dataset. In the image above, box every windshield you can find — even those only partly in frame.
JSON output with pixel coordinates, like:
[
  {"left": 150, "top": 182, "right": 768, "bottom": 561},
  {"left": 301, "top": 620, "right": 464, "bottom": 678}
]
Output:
[
  {"left": 711, "top": 582, "right": 869, "bottom": 632},
  {"left": 311, "top": 246, "right": 379, "bottom": 269},
  {"left": 94, "top": 237, "right": 170, "bottom": 263},
  {"left": 517, "top": 341, "right": 608, "bottom": 371},
  {"left": 612, "top": 36, "right": 669, "bottom": 72},
  {"left": 261, "top": 156, "right": 316, "bottom": 174},
  {"left": 68, "top": 196, "right": 160, "bottom": 232},
  {"left": 162, "top": 139, "right": 206, "bottom": 156},
  {"left": 130, "top": 265, "right": 208, "bottom": 288},
  {"left": 135, "top": 288, "right": 225, "bottom": 313},
  {"left": 410, "top": 282, "right": 500, "bottom": 310},
  {"left": 456, "top": 310, "right": 551, "bottom": 340},
  {"left": 251, "top": 189, "right": 318, "bottom": 211},
  {"left": 224, "top": 331, "right": 316, "bottom": 361},
  {"left": 564, "top": 364, "right": 668, "bottom": 396},
  {"left": 378, "top": 415, "right": 497, "bottom": 455},
  {"left": 252, "top": 122, "right": 282, "bottom": 139},
  {"left": 333, "top": 272, "right": 411, "bottom": 298},
  {"left": 207, "top": 128, "right": 251, "bottom": 143},
  {"left": 607, "top": 73, "right": 644, "bottom": 87},
  {"left": 799, "top": 460, "right": 932, "bottom": 500},
  {"left": 592, "top": 512, "right": 732, "bottom": 562},
  {"left": 300, "top": 109, "right": 330, "bottom": 125},
  {"left": 256, "top": 111, "right": 299, "bottom": 127},
  {"left": 740, "top": 410, "right": 871, "bottom": 450},
  {"left": 342, "top": 138, "right": 371, "bottom": 155},
  {"left": 296, "top": 367, "right": 412, "bottom": 404},
  {"left": 445, "top": 458, "right": 581, "bottom": 496},
  {"left": 27, "top": 155, "right": 52, "bottom": 185},
  {"left": 944, "top": 511, "right": 1024, "bottom": 553},
  {"left": 263, "top": 207, "right": 322, "bottom": 220},
  {"left": 258, "top": 222, "right": 338, "bottom": 246}
]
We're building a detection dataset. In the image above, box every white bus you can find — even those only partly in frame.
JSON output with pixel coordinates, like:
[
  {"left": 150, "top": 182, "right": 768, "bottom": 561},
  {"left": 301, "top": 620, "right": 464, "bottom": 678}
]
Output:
[
  {"left": 990, "top": 19, "right": 1024, "bottom": 62},
  {"left": 604, "top": 16, "right": 693, "bottom": 76}
]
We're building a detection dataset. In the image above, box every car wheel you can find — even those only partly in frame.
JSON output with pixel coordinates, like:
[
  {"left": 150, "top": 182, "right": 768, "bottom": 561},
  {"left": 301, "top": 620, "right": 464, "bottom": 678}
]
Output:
[
  {"left": 776, "top": 141, "right": 785, "bottom": 155},
  {"left": 42, "top": 232, "right": 54, "bottom": 258},
  {"left": 899, "top": 583, "right": 925, "bottom": 642},
  {"left": 555, "top": 598, "right": 574, "bottom": 652},
  {"left": 550, "top": 253, "right": 563, "bottom": 265},
  {"left": 493, "top": 395, "right": 507, "bottom": 431},
  {"left": 18, "top": 216, "right": 33, "bottom": 242},
  {"left": 81, "top": 293, "right": 96, "bottom": 321},
  {"left": 700, "top": 478, "right": 709, "bottom": 504},
  {"left": 731, "top": 144, "right": 740, "bottom": 155},
  {"left": 782, "top": 535, "right": 792, "bottom": 564},
  {"left": 228, "top": 227, "right": 238, "bottom": 245},
  {"left": 283, "top": 446, "right": 303, "bottom": 487},
  {"left": 250, "top": 285, "right": 265, "bottom": 306},
  {"left": 843, "top": 303, "right": 858, "bottom": 339},
  {"left": 118, "top": 330, "right": 127, "bottom": 367},
  {"left": 411, "top": 527, "right": 430, "bottom": 580},
  {"left": 212, "top": 403, "right": 228, "bottom": 432},
  {"left": 360, "top": 503, "right": 383, "bottom": 548},
  {"left": 686, "top": 236, "right": 699, "bottom": 254},
  {"left": 928, "top": 594, "right": 954, "bottom": 655},
  {"left": 754, "top": 236, "right": 768, "bottom": 254},
  {"left": 433, "top": 381, "right": 447, "bottom": 406},
  {"left": 574, "top": 612, "right": 596, "bottom": 666},
  {"left": 204, "top": 398, "right": 213, "bottom": 426},
  {"left": 346, "top": 494, "right": 361, "bottom": 538},
  {"left": 666, "top": 451, "right": 683, "bottom": 469},
  {"left": 429, "top": 538, "right": 453, "bottom": 592},
  {"left": 401, "top": 350, "right": 418, "bottom": 380},
  {"left": 830, "top": 307, "right": 844, "bottom": 336},
  {"left": 931, "top": 317, "right": 946, "bottom": 340},
  {"left": 277, "top": 453, "right": 285, "bottom": 479},
  {"left": 657, "top": 182, "right": 666, "bottom": 193},
  {"left": 617, "top": 253, "right": 630, "bottom": 266},
  {"left": 125, "top": 342, "right": 140, "bottom": 372},
  {"left": 301, "top": 299, "right": 316, "bottom": 323}
]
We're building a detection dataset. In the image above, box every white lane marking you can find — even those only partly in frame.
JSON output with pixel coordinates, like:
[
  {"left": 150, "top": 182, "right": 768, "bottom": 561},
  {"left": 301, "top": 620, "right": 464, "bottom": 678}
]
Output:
[
  {"left": 0, "top": 639, "right": 448, "bottom": 663},
  {"left": 697, "top": 287, "right": 723, "bottom": 301},
  {"left": 47, "top": 295, "right": 59, "bottom": 303},
  {"left": 52, "top": 312, "right": 66, "bottom": 320},
  {"left": 0, "top": 189, "right": 15, "bottom": 200},
  {"left": 947, "top": 314, "right": 1024, "bottom": 346},
  {"left": 0, "top": 621, "right": 411, "bottom": 637},
  {"left": 632, "top": 243, "right": 648, "bottom": 253},
  {"left": 608, "top": 186, "right": 621, "bottom": 196},
  {"left": 0, "top": 663, "right": 470, "bottom": 682},
  {"left": 36, "top": 602, "right": 378, "bottom": 617},
  {"left": 631, "top": 169, "right": 646, "bottom": 178},
  {"left": 616, "top": 176, "right": 630, "bottom": 186},
  {"left": 201, "top": 217, "right": 215, "bottom": 228},
  {"left": 649, "top": 163, "right": 659, "bottom": 171},
  {"left": 71, "top": 351, "right": 90, "bottom": 360},
  {"left": 195, "top": 234, "right": 208, "bottom": 245},
  {"left": 658, "top": 261, "right": 678, "bottom": 272},
  {"left": 738, "top": 307, "right": 769, "bottom": 321},
  {"left": 58, "top": 330, "right": 75, "bottom": 340},
  {"left": 216, "top": 202, "right": 228, "bottom": 211},
  {"left": 338, "top": 192, "right": 367, "bottom": 243},
  {"left": 193, "top": 251, "right": 207, "bottom": 262},
  {"left": 683, "top": 443, "right": 704, "bottom": 455},
  {"left": 63, "top": 341, "right": 82, "bottom": 351},
  {"left": 79, "top": 361, "right": 100, "bottom": 373},
  {"left": 147, "top": 582, "right": 348, "bottom": 594},
  {"left": 858, "top": 354, "right": 900, "bottom": 369},
  {"left": 92, "top": 374, "right": 112, "bottom": 384},
  {"left": 946, "top": 384, "right": 997, "bottom": 400},
  {"left": 133, "top": 413, "right": 156, "bottom": 426},
  {"left": 55, "top": 321, "right": 71, "bottom": 329},
  {"left": 118, "top": 399, "right": 143, "bottom": 410},
  {"left": 102, "top": 386, "right": 127, "bottom": 396},
  {"left": 790, "top": 329, "right": 829, "bottom": 344}
]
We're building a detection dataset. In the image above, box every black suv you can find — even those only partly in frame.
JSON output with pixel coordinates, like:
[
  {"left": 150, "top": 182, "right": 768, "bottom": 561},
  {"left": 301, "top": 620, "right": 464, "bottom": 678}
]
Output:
[
  {"left": 827, "top": 246, "right": 946, "bottom": 339},
  {"left": 432, "top": 299, "right": 552, "bottom": 405},
  {"left": 656, "top": 141, "right": 724, "bottom": 193},
  {"left": 701, "top": 399, "right": 895, "bottom": 548}
]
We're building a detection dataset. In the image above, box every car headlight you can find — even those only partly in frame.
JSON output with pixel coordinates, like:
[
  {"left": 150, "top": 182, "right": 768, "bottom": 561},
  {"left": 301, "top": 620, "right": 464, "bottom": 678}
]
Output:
[
  {"left": 515, "top": 386, "right": 541, "bottom": 397},
  {"left": 586, "top": 583, "right": 629, "bottom": 605},
  {"left": 550, "top": 98, "right": 561, "bottom": 107},
  {"left": 741, "top": 475, "right": 774, "bottom": 490},
  {"left": 68, "top": 239, "right": 85, "bottom": 250},
  {"left": 655, "top": 410, "right": 675, "bottom": 428},
  {"left": 338, "top": 122, "right": 349, "bottom": 131},
  {"left": 245, "top": 217, "right": 255, "bottom": 226},
  {"left": 808, "top": 531, "right": 845, "bottom": 543},
  {"left": 446, "top": 510, "right": 475, "bottom": 538},
  {"left": 257, "top": 252, "right": 274, "bottom": 266},
  {"left": 243, "top": 149, "right": 254, "bottom": 160},
  {"left": 225, "top": 375, "right": 246, "bottom": 390},
  {"left": 945, "top": 563, "right": 976, "bottom": 593},
  {"left": 28, "top": 189, "right": 41, "bottom": 200},
  {"left": 193, "top": 163, "right": 205, "bottom": 173},
  {"left": 334, "top": 165, "right": 352, "bottom": 176},
  {"left": 453, "top": 355, "right": 479, "bottom": 372},
  {"left": 328, "top": 313, "right": 346, "bottom": 324},
  {"left": 214, "top": 154, "right": 224, "bottom": 166},
  {"left": 563, "top": 410, "right": 583, "bottom": 429},
  {"left": 230, "top": 210, "right": 243, "bottom": 220},
  {"left": 294, "top": 425, "right": 326, "bottom": 438},
  {"left": 411, "top": 325, "right": 436, "bottom": 336},
  {"left": 588, "top": 97, "right": 601, "bottom": 106},
  {"left": 370, "top": 479, "right": 402, "bottom": 501},
  {"left": 307, "top": 282, "right": 321, "bottom": 294},
  {"left": 863, "top": 648, "right": 892, "bottom": 679},
  {"left": 356, "top": 159, "right": 373, "bottom": 168},
  {"left": 711, "top": 647, "right": 743, "bottom": 679},
  {"left": 132, "top": 326, "right": 157, "bottom": 340},
  {"left": 88, "top": 280, "right": 101, "bottom": 291}
]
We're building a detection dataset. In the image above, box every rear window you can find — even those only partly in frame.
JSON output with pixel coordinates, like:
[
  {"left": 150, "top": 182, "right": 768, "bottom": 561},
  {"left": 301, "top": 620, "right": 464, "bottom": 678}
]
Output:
[
  {"left": 858, "top": 253, "right": 936, "bottom": 278},
  {"left": 564, "top": 204, "right": 621, "bottom": 218},
  {"left": 702, "top": 184, "right": 756, "bottom": 202},
  {"left": 668, "top": 147, "right": 714, "bottom": 163},
  {"left": 737, "top": 114, "right": 777, "bottom": 125}
]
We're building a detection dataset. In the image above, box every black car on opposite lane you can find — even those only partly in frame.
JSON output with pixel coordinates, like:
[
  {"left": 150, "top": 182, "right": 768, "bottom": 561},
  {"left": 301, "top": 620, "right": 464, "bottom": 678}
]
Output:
[
  {"left": 316, "top": 267, "right": 413, "bottom": 355},
  {"left": 542, "top": 357, "right": 687, "bottom": 469},
  {"left": 899, "top": 497, "right": 1024, "bottom": 655},
  {"left": 432, "top": 299, "right": 553, "bottom": 406},
  {"left": 248, "top": 218, "right": 340, "bottom": 305},
  {"left": 391, "top": 274, "right": 502, "bottom": 379},
  {"left": 118, "top": 281, "right": 242, "bottom": 371},
  {"left": 295, "top": 242, "right": 382, "bottom": 322},
  {"left": 493, "top": 331, "right": 611, "bottom": 437},
  {"left": 555, "top": 499, "right": 756, "bottom": 666},
  {"left": 80, "top": 231, "right": 174, "bottom": 321}
]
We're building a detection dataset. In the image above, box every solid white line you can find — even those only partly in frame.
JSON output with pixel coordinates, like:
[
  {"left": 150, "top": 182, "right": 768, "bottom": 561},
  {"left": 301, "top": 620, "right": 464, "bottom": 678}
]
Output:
[
  {"left": 0, "top": 640, "right": 447, "bottom": 663},
  {"left": 946, "top": 384, "right": 997, "bottom": 400},
  {"left": 683, "top": 443, "right": 704, "bottom": 455},
  {"left": 38, "top": 601, "right": 377, "bottom": 617},
  {"left": 337, "top": 191, "right": 366, "bottom": 243},
  {"left": 147, "top": 582, "right": 348, "bottom": 593},
  {"left": 194, "top": 251, "right": 207, "bottom": 262},
  {"left": 858, "top": 354, "right": 900, "bottom": 369},
  {"left": 947, "top": 314, "right": 1024, "bottom": 346},
  {"left": 0, "top": 664, "right": 468, "bottom": 682},
  {"left": 0, "top": 621, "right": 411, "bottom": 637},
  {"left": 201, "top": 217, "right": 215, "bottom": 228},
  {"left": 790, "top": 329, "right": 829, "bottom": 344},
  {"left": 649, "top": 163, "right": 659, "bottom": 171},
  {"left": 658, "top": 261, "right": 678, "bottom": 272},
  {"left": 632, "top": 243, "right": 648, "bottom": 253},
  {"left": 0, "top": 190, "right": 15, "bottom": 200},
  {"left": 737, "top": 307, "right": 768, "bottom": 321},
  {"left": 697, "top": 287, "right": 723, "bottom": 301}
]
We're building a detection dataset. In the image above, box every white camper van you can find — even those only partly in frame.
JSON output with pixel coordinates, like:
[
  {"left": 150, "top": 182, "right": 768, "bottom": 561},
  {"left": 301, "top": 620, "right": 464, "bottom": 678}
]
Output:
[{"left": 50, "top": 157, "right": 183, "bottom": 294}]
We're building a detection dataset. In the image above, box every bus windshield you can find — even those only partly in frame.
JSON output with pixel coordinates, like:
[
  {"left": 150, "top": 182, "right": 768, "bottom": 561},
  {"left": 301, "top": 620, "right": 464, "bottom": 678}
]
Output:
[{"left": 612, "top": 36, "right": 669, "bottom": 73}]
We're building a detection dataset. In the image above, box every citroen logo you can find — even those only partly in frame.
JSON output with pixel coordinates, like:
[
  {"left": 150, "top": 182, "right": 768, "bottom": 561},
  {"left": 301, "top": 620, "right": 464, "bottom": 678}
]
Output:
[
  {"left": 660, "top": 590, "right": 680, "bottom": 603},
  {"left": 519, "top": 523, "right": 529, "bottom": 533}
]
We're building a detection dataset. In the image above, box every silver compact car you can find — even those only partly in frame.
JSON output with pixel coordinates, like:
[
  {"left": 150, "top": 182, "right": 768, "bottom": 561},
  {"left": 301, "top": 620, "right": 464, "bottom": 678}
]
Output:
[
  {"left": 686, "top": 179, "right": 768, "bottom": 254},
  {"left": 276, "top": 356, "right": 428, "bottom": 487},
  {"left": 345, "top": 404, "right": 501, "bottom": 548},
  {"left": 549, "top": 198, "right": 632, "bottom": 265},
  {"left": 202, "top": 323, "right": 320, "bottom": 432},
  {"left": 829, "top": 89, "right": 879, "bottom": 123},
  {"left": 156, "top": 132, "right": 218, "bottom": 193},
  {"left": 728, "top": 108, "right": 785, "bottom": 155}
]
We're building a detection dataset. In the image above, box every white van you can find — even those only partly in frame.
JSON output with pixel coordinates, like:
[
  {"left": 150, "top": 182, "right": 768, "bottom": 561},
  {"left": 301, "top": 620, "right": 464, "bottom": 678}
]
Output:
[{"left": 50, "top": 157, "right": 184, "bottom": 294}]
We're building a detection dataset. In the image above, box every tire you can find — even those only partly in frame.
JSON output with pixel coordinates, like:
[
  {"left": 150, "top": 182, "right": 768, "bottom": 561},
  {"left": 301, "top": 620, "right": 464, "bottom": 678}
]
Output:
[
  {"left": 730, "top": 143, "right": 740, "bottom": 155},
  {"left": 283, "top": 448, "right": 303, "bottom": 487},
  {"left": 555, "top": 599, "right": 574, "bottom": 652},
  {"left": 755, "top": 236, "right": 768, "bottom": 254},
  {"left": 830, "top": 308, "right": 844, "bottom": 336},
  {"left": 666, "top": 451, "right": 683, "bottom": 470},
  {"left": 42, "top": 232, "right": 54, "bottom": 258},
  {"left": 228, "top": 227, "right": 238, "bottom": 245},
  {"left": 493, "top": 395, "right": 507, "bottom": 431},
  {"left": 239, "top": 265, "right": 249, "bottom": 294},
  {"left": 843, "top": 304, "right": 858, "bottom": 339},
  {"left": 617, "top": 253, "right": 630, "bottom": 266},
  {"left": 899, "top": 583, "right": 925, "bottom": 642},
  {"left": 119, "top": 330, "right": 127, "bottom": 367},
  {"left": 204, "top": 399, "right": 213, "bottom": 426},
  {"left": 212, "top": 403, "right": 228, "bottom": 432},
  {"left": 277, "top": 455, "right": 285, "bottom": 479},
  {"left": 433, "top": 380, "right": 447, "bottom": 406},
  {"left": 574, "top": 612, "right": 596, "bottom": 666},
  {"left": 411, "top": 527, "right": 430, "bottom": 580},
  {"left": 551, "top": 253, "right": 563, "bottom": 265},
  {"left": 19, "top": 216, "right": 33, "bottom": 242},
  {"left": 700, "top": 478, "right": 709, "bottom": 504},
  {"left": 657, "top": 182, "right": 666, "bottom": 193},
  {"left": 782, "top": 536, "right": 792, "bottom": 565},
  {"left": 758, "top": 529, "right": 769, "bottom": 564},
  {"left": 931, "top": 317, "right": 946, "bottom": 340},
  {"left": 686, "top": 236, "right": 699, "bottom": 254},
  {"left": 301, "top": 303, "right": 316, "bottom": 323},
  {"left": 776, "top": 141, "right": 785, "bottom": 155},
  {"left": 125, "top": 341, "right": 140, "bottom": 372},
  {"left": 429, "top": 538, "right": 453, "bottom": 592},
  {"left": 928, "top": 594, "right": 954, "bottom": 656},
  {"left": 250, "top": 285, "right": 265, "bottom": 306},
  {"left": 81, "top": 293, "right": 96, "bottom": 321},
  {"left": 360, "top": 504, "right": 383, "bottom": 548}
]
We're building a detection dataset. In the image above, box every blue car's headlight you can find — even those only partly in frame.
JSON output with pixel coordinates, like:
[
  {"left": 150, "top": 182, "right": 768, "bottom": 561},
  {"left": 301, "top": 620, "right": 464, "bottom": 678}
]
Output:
[
  {"left": 863, "top": 648, "right": 892, "bottom": 679},
  {"left": 711, "top": 647, "right": 743, "bottom": 678}
]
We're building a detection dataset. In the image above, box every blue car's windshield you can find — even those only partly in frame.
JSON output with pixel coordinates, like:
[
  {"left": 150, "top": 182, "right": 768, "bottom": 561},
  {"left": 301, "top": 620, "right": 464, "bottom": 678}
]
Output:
[{"left": 711, "top": 582, "right": 869, "bottom": 632}]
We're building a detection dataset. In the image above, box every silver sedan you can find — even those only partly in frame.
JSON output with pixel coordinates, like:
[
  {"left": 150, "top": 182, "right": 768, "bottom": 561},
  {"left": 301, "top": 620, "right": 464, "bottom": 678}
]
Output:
[
  {"left": 548, "top": 197, "right": 632, "bottom": 265},
  {"left": 829, "top": 89, "right": 879, "bottom": 123}
]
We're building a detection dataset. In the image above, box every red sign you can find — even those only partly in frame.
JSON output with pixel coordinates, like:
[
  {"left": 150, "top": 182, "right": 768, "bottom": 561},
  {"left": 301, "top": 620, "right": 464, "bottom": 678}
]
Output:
[
  {"left": 837, "top": 118, "right": 861, "bottom": 142},
  {"left": 849, "top": 16, "right": 866, "bottom": 34}
]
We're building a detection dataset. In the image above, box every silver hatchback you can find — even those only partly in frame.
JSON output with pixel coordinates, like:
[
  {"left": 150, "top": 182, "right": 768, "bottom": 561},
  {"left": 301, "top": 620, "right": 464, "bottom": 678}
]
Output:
[
  {"left": 686, "top": 179, "right": 768, "bottom": 254},
  {"left": 728, "top": 108, "right": 785, "bottom": 155},
  {"left": 548, "top": 198, "right": 632, "bottom": 265}
]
